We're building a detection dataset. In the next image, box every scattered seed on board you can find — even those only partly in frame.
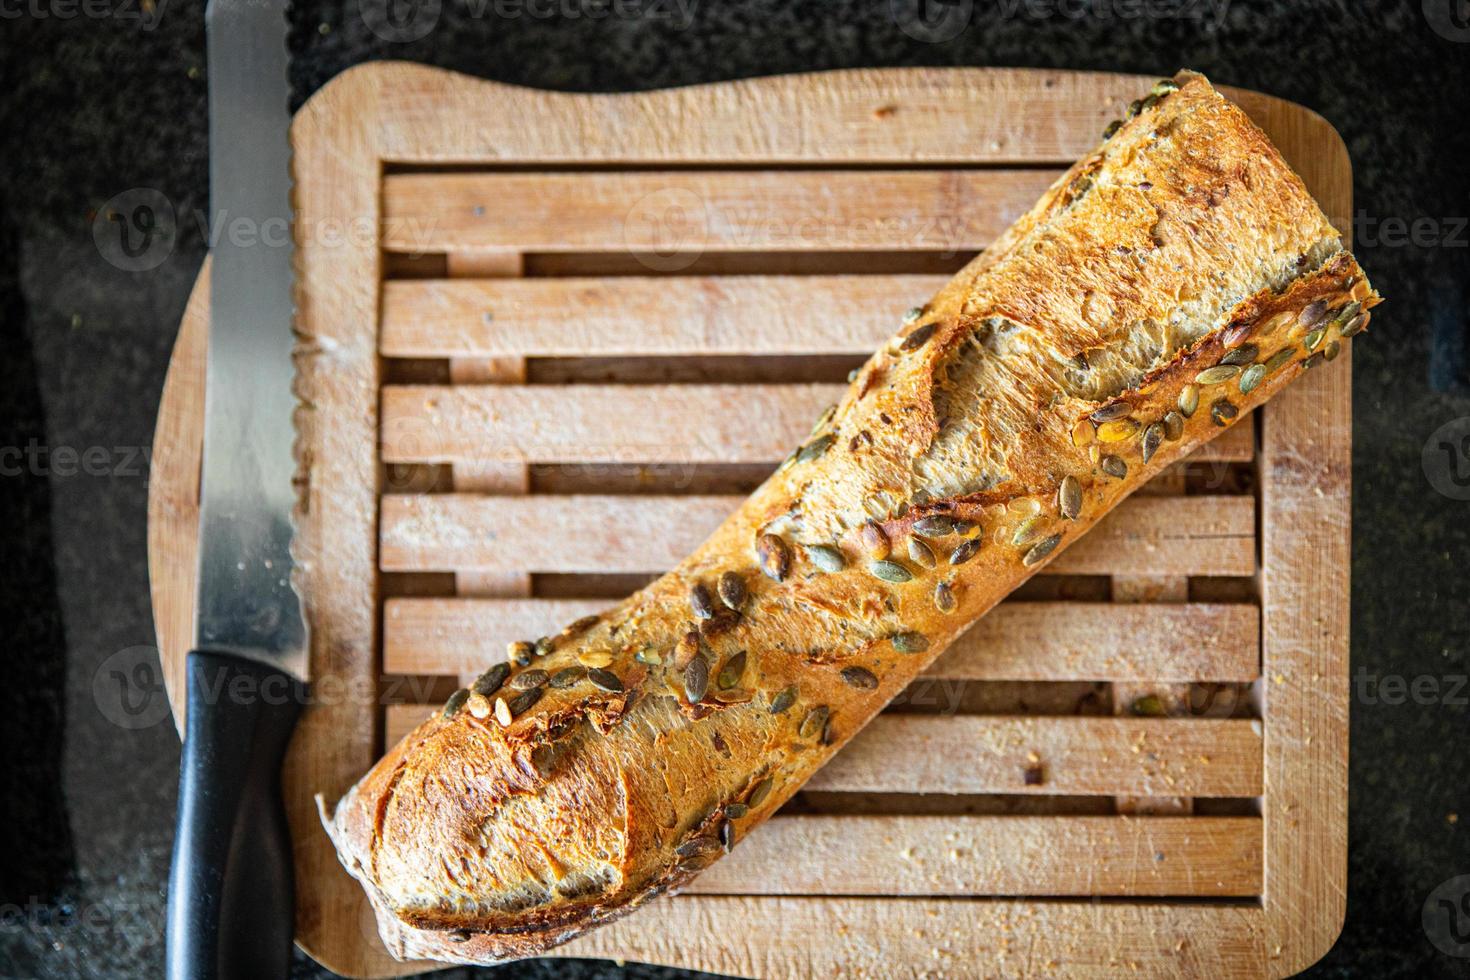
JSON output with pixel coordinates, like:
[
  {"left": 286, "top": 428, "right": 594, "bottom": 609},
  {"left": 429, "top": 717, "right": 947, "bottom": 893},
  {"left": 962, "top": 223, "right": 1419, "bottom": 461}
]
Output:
[
  {"left": 1297, "top": 299, "right": 1328, "bottom": 328},
  {"left": 1101, "top": 454, "right": 1128, "bottom": 479},
  {"left": 892, "top": 630, "right": 931, "bottom": 653},
  {"left": 1220, "top": 343, "right": 1258, "bottom": 366},
  {"left": 508, "top": 687, "right": 542, "bottom": 716},
  {"left": 748, "top": 777, "right": 773, "bottom": 808},
  {"left": 949, "top": 538, "right": 981, "bottom": 565},
  {"left": 684, "top": 654, "right": 710, "bottom": 702},
  {"left": 577, "top": 649, "right": 613, "bottom": 668},
  {"left": 1238, "top": 363, "right": 1265, "bottom": 394},
  {"left": 550, "top": 666, "right": 586, "bottom": 689},
  {"left": 907, "top": 537, "right": 937, "bottom": 569},
  {"left": 587, "top": 667, "right": 623, "bottom": 692},
  {"left": 1163, "top": 411, "right": 1184, "bottom": 442},
  {"left": 912, "top": 515, "right": 957, "bottom": 537},
  {"left": 796, "top": 434, "right": 835, "bottom": 464},
  {"left": 934, "top": 581, "right": 958, "bottom": 614},
  {"left": 1023, "top": 533, "right": 1063, "bottom": 567},
  {"left": 688, "top": 582, "right": 716, "bottom": 620},
  {"left": 510, "top": 669, "right": 549, "bottom": 691},
  {"left": 1141, "top": 422, "right": 1164, "bottom": 463},
  {"left": 493, "top": 697, "right": 512, "bottom": 727},
  {"left": 509, "top": 640, "right": 536, "bottom": 666},
  {"left": 1090, "top": 401, "right": 1133, "bottom": 423},
  {"left": 769, "top": 685, "right": 797, "bottom": 715},
  {"left": 757, "top": 533, "right": 792, "bottom": 582},
  {"left": 860, "top": 520, "right": 890, "bottom": 558},
  {"left": 443, "top": 688, "right": 470, "bottom": 719},
  {"left": 870, "top": 559, "right": 913, "bottom": 583},
  {"left": 1211, "top": 399, "right": 1239, "bottom": 426},
  {"left": 473, "top": 663, "right": 510, "bottom": 698},
  {"left": 900, "top": 321, "right": 939, "bottom": 352},
  {"left": 1195, "top": 364, "right": 1241, "bottom": 385},
  {"left": 806, "top": 544, "right": 847, "bottom": 573},
  {"left": 841, "top": 666, "right": 879, "bottom": 690},
  {"left": 799, "top": 705, "right": 830, "bottom": 740},
  {"left": 718, "top": 651, "right": 747, "bottom": 689},
  {"left": 1058, "top": 475, "right": 1083, "bottom": 519},
  {"left": 717, "top": 570, "right": 747, "bottom": 610},
  {"left": 1178, "top": 384, "right": 1199, "bottom": 418}
]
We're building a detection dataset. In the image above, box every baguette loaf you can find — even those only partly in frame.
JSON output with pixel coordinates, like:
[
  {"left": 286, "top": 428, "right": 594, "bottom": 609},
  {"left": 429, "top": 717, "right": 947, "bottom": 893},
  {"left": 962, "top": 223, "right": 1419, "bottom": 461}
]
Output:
[{"left": 325, "top": 70, "right": 1379, "bottom": 964}]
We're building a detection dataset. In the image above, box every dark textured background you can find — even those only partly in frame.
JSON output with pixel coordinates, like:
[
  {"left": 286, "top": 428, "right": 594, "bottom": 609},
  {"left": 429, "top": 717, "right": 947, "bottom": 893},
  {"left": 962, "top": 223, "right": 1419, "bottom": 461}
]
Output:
[{"left": 1, "top": 0, "right": 1467, "bottom": 977}]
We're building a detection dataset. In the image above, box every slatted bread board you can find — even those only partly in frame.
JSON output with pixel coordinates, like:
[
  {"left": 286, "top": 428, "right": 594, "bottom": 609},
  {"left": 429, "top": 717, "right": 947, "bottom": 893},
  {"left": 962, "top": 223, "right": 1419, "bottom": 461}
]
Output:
[{"left": 147, "top": 65, "right": 1352, "bottom": 978}]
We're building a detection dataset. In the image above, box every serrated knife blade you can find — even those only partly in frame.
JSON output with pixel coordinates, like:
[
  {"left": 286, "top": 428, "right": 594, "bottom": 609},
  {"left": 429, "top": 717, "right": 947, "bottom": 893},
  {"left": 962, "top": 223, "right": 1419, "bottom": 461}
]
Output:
[{"left": 166, "top": 2, "right": 306, "bottom": 978}]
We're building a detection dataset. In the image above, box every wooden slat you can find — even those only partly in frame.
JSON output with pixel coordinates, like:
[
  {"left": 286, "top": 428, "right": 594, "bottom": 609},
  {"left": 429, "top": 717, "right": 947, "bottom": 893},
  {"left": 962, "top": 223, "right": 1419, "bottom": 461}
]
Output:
[
  {"left": 555, "top": 894, "right": 1267, "bottom": 976},
  {"left": 381, "top": 384, "right": 1256, "bottom": 465},
  {"left": 379, "top": 493, "right": 1256, "bottom": 576},
  {"left": 808, "top": 716, "right": 1263, "bottom": 797},
  {"left": 380, "top": 275, "right": 949, "bottom": 357},
  {"left": 382, "top": 170, "right": 1061, "bottom": 254},
  {"left": 687, "top": 815, "right": 1261, "bottom": 897},
  {"left": 384, "top": 597, "right": 1259, "bottom": 682},
  {"left": 380, "top": 383, "right": 843, "bottom": 465},
  {"left": 382, "top": 707, "right": 1260, "bottom": 798}
]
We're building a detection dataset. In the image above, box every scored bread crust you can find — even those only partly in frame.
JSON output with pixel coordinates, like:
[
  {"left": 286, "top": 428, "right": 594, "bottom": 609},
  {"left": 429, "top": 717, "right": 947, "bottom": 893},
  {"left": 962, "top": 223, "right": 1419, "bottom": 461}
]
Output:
[{"left": 323, "top": 70, "right": 1380, "bottom": 965}]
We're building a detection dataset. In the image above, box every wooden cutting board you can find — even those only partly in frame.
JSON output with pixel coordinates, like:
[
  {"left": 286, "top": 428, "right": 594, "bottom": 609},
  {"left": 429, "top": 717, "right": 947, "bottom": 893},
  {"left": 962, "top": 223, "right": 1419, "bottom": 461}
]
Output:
[{"left": 148, "top": 64, "right": 1352, "bottom": 978}]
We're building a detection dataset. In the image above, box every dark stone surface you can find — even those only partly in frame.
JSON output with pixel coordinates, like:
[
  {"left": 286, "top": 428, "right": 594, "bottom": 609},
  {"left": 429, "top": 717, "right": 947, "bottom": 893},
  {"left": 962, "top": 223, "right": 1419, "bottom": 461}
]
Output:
[{"left": 0, "top": 0, "right": 1465, "bottom": 976}]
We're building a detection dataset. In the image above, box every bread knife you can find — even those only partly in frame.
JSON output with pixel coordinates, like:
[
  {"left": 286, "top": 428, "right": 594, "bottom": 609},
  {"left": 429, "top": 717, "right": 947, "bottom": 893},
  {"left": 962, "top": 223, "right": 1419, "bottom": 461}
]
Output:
[{"left": 165, "top": 1, "right": 307, "bottom": 977}]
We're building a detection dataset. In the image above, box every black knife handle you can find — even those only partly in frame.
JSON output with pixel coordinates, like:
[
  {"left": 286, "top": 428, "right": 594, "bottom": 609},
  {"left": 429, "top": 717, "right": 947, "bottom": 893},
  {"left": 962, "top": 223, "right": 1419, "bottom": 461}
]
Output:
[{"left": 167, "top": 650, "right": 305, "bottom": 980}]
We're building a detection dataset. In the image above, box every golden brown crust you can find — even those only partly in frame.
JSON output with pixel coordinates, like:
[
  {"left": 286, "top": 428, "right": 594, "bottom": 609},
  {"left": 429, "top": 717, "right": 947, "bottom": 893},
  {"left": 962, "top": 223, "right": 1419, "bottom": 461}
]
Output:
[{"left": 323, "top": 70, "right": 1381, "bottom": 965}]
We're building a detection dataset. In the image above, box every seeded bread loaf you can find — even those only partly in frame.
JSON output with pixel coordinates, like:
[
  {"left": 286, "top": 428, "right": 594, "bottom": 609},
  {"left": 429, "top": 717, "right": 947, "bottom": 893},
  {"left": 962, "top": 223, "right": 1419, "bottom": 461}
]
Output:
[{"left": 324, "top": 70, "right": 1380, "bottom": 964}]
